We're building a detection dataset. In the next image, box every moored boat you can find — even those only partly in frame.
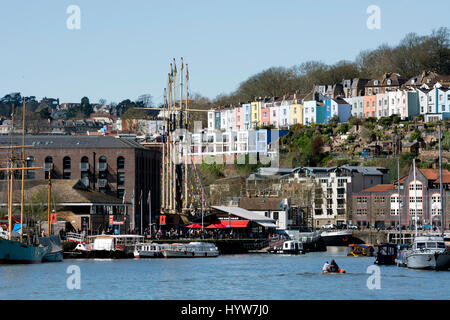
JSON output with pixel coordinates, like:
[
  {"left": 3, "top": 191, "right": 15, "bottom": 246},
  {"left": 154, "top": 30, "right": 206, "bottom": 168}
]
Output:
[
  {"left": 134, "top": 242, "right": 168, "bottom": 258},
  {"left": 89, "top": 235, "right": 144, "bottom": 259},
  {"left": 40, "top": 235, "right": 63, "bottom": 262},
  {"left": 404, "top": 236, "right": 450, "bottom": 270},
  {"left": 320, "top": 230, "right": 356, "bottom": 246},
  {"left": 162, "top": 242, "right": 219, "bottom": 258},
  {"left": 374, "top": 243, "right": 397, "bottom": 265},
  {"left": 268, "top": 240, "right": 304, "bottom": 254},
  {"left": 0, "top": 237, "right": 48, "bottom": 264},
  {"left": 347, "top": 244, "right": 374, "bottom": 257}
]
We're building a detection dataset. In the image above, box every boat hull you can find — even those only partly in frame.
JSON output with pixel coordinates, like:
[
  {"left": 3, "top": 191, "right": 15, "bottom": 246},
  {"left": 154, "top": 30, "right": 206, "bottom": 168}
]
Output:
[
  {"left": 162, "top": 251, "right": 219, "bottom": 258},
  {"left": 321, "top": 231, "right": 360, "bottom": 247},
  {"left": 406, "top": 251, "right": 450, "bottom": 270},
  {"left": 134, "top": 250, "right": 163, "bottom": 258},
  {"left": 42, "top": 250, "right": 63, "bottom": 262},
  {"left": 0, "top": 238, "right": 48, "bottom": 264}
]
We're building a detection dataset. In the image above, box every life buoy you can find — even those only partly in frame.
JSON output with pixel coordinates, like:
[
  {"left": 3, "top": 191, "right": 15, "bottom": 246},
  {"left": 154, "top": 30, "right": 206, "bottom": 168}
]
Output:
[
  {"left": 342, "top": 236, "right": 349, "bottom": 242},
  {"left": 116, "top": 244, "right": 123, "bottom": 250}
]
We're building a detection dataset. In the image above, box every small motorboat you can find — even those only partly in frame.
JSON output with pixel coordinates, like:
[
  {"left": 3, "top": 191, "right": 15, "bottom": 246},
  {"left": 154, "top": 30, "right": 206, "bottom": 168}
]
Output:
[
  {"left": 267, "top": 240, "right": 304, "bottom": 254},
  {"left": 322, "top": 269, "right": 346, "bottom": 274},
  {"left": 374, "top": 243, "right": 397, "bottom": 265},
  {"left": 347, "top": 244, "right": 374, "bottom": 257}
]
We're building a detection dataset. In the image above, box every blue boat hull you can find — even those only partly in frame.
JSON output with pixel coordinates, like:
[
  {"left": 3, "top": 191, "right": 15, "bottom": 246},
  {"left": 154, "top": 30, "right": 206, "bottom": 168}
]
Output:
[{"left": 0, "top": 238, "right": 48, "bottom": 264}]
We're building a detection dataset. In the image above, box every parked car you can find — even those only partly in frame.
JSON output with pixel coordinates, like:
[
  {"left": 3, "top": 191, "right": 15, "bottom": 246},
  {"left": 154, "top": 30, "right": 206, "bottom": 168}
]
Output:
[
  {"left": 321, "top": 224, "right": 336, "bottom": 230},
  {"left": 348, "top": 224, "right": 359, "bottom": 230}
]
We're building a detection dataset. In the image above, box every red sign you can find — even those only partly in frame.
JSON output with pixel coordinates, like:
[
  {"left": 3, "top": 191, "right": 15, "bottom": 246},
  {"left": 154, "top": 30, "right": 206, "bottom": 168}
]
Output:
[
  {"left": 112, "top": 221, "right": 124, "bottom": 225},
  {"left": 50, "top": 213, "right": 57, "bottom": 223},
  {"left": 109, "top": 215, "right": 114, "bottom": 225},
  {"left": 160, "top": 215, "right": 166, "bottom": 225}
]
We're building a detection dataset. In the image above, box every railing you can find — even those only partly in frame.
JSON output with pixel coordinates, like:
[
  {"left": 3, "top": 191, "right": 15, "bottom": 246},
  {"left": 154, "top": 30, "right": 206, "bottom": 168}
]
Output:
[{"left": 65, "top": 232, "right": 86, "bottom": 243}]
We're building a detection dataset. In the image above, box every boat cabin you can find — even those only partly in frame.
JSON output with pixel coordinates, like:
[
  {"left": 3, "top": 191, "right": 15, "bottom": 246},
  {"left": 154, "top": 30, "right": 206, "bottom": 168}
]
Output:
[
  {"left": 412, "top": 236, "right": 446, "bottom": 251},
  {"left": 374, "top": 243, "right": 397, "bottom": 265},
  {"left": 89, "top": 235, "right": 144, "bottom": 251}
]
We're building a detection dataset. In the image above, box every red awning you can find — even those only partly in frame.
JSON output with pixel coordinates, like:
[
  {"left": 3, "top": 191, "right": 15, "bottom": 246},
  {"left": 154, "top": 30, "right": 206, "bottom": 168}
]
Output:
[
  {"left": 186, "top": 224, "right": 204, "bottom": 229},
  {"left": 220, "top": 220, "right": 249, "bottom": 228},
  {"left": 205, "top": 223, "right": 226, "bottom": 229}
]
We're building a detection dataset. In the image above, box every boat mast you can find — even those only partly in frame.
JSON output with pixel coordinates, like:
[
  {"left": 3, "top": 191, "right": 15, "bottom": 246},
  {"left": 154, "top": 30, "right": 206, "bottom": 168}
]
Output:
[
  {"left": 8, "top": 104, "right": 15, "bottom": 241},
  {"left": 438, "top": 125, "right": 444, "bottom": 235},
  {"left": 20, "top": 98, "right": 26, "bottom": 243},
  {"left": 413, "top": 158, "right": 417, "bottom": 238},
  {"left": 397, "top": 157, "right": 401, "bottom": 244},
  {"left": 47, "top": 168, "right": 51, "bottom": 236}
]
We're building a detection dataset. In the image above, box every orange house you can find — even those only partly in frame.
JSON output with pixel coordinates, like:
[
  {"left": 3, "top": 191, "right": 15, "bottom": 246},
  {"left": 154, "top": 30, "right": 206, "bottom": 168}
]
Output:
[{"left": 364, "top": 95, "right": 377, "bottom": 119}]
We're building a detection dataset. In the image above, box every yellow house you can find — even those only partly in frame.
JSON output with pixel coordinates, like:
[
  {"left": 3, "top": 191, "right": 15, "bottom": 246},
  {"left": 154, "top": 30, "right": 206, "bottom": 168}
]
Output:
[
  {"left": 250, "top": 100, "right": 262, "bottom": 128},
  {"left": 289, "top": 94, "right": 305, "bottom": 126}
]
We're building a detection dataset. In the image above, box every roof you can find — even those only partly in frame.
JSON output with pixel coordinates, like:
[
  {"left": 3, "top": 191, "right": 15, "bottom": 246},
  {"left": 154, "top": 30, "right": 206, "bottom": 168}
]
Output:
[
  {"left": 211, "top": 206, "right": 275, "bottom": 222},
  {"left": 361, "top": 184, "right": 395, "bottom": 193},
  {"left": 339, "top": 165, "right": 387, "bottom": 176},
  {"left": 0, "top": 179, "right": 128, "bottom": 206},
  {"left": 0, "top": 135, "right": 146, "bottom": 150},
  {"left": 239, "top": 197, "right": 285, "bottom": 211},
  {"left": 419, "top": 168, "right": 450, "bottom": 183}
]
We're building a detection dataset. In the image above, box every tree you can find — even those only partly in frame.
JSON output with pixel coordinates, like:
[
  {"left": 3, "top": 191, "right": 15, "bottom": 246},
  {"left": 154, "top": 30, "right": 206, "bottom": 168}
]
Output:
[
  {"left": 39, "top": 107, "right": 51, "bottom": 119},
  {"left": 80, "top": 96, "right": 93, "bottom": 117}
]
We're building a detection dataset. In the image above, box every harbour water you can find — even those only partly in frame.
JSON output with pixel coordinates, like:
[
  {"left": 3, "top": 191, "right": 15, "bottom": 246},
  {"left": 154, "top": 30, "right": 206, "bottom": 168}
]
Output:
[{"left": 1, "top": 248, "right": 449, "bottom": 300}]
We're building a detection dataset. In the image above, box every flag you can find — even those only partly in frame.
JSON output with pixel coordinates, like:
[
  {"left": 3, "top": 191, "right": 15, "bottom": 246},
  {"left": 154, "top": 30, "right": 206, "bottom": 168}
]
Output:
[
  {"left": 173, "top": 58, "right": 177, "bottom": 77},
  {"left": 181, "top": 57, "right": 184, "bottom": 70},
  {"left": 186, "top": 64, "right": 189, "bottom": 81},
  {"left": 147, "top": 190, "right": 151, "bottom": 204},
  {"left": 122, "top": 190, "right": 126, "bottom": 204}
]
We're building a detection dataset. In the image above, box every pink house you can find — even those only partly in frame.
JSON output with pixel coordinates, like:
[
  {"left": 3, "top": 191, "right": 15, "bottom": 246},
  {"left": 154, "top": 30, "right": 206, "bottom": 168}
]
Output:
[{"left": 234, "top": 105, "right": 243, "bottom": 131}]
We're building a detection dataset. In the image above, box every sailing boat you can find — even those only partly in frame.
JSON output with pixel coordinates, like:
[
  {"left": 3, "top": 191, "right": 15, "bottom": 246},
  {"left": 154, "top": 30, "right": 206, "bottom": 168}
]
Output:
[
  {"left": 403, "top": 127, "right": 450, "bottom": 270},
  {"left": 39, "top": 169, "right": 63, "bottom": 262},
  {"left": 0, "top": 102, "right": 49, "bottom": 264}
]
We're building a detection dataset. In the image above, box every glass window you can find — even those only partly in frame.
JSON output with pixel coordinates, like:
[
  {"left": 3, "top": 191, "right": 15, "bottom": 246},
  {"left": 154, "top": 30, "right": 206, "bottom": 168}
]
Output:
[
  {"left": 63, "top": 156, "right": 71, "bottom": 170},
  {"left": 117, "top": 172, "right": 125, "bottom": 186},
  {"left": 117, "top": 157, "right": 125, "bottom": 170}
]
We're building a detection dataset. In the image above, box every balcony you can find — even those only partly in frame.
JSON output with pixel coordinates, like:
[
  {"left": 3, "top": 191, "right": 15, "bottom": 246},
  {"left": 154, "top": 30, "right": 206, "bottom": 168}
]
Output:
[
  {"left": 80, "top": 163, "right": 89, "bottom": 171},
  {"left": 97, "top": 162, "right": 107, "bottom": 171},
  {"left": 337, "top": 194, "right": 345, "bottom": 199},
  {"left": 98, "top": 179, "right": 107, "bottom": 188}
]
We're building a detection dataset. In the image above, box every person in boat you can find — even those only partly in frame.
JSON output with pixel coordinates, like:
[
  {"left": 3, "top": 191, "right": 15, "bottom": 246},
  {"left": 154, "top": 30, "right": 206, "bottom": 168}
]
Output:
[
  {"left": 322, "top": 261, "right": 331, "bottom": 272},
  {"left": 330, "top": 259, "right": 339, "bottom": 272}
]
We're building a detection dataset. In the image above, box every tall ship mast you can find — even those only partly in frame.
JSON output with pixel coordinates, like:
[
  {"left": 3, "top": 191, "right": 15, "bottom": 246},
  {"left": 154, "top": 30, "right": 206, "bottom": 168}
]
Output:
[
  {"left": 159, "top": 58, "right": 210, "bottom": 227},
  {"left": 0, "top": 101, "right": 49, "bottom": 264}
]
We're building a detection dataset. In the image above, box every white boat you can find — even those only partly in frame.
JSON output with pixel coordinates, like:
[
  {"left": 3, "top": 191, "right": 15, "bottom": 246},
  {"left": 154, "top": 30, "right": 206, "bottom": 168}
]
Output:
[
  {"left": 404, "top": 236, "right": 450, "bottom": 270},
  {"left": 89, "top": 235, "right": 144, "bottom": 258},
  {"left": 162, "top": 242, "right": 219, "bottom": 258},
  {"left": 268, "top": 240, "right": 304, "bottom": 254},
  {"left": 134, "top": 243, "right": 168, "bottom": 258}
]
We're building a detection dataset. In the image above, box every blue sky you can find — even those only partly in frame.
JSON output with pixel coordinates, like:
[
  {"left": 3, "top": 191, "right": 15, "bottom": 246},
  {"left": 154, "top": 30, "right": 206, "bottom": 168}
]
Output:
[{"left": 0, "top": 0, "right": 449, "bottom": 105}]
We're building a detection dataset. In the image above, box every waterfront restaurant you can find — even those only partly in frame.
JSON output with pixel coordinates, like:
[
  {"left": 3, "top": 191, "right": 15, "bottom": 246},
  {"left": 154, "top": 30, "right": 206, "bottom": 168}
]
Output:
[{"left": 208, "top": 206, "right": 277, "bottom": 237}]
